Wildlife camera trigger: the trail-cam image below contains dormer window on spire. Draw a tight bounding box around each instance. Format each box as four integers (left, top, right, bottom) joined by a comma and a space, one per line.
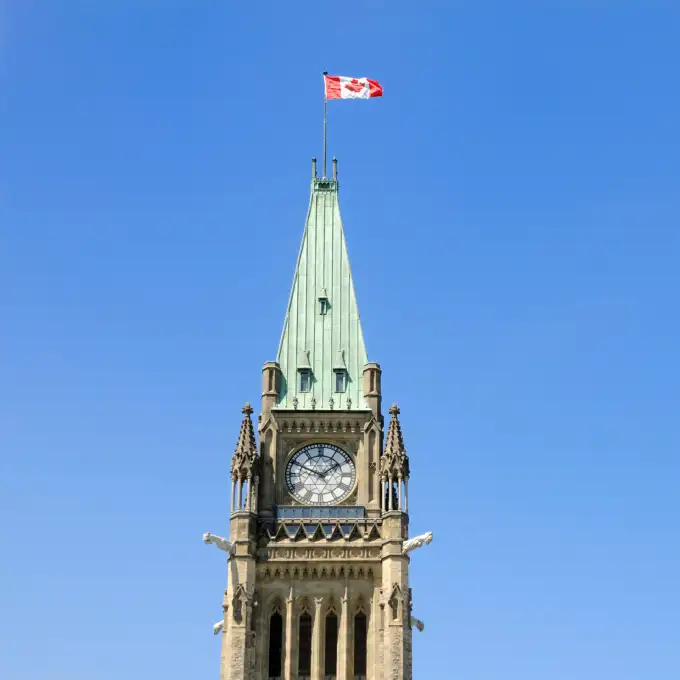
333, 350, 347, 393
334, 371, 346, 393
318, 288, 330, 315
297, 349, 312, 393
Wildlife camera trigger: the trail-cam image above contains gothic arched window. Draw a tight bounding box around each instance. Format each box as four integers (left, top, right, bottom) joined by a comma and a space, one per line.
298, 611, 313, 679
353, 611, 368, 678
268, 610, 283, 679
324, 611, 338, 678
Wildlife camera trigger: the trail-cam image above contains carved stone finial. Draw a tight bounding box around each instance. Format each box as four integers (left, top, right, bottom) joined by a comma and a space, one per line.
346, 396, 352, 410
231, 402, 259, 481
311, 397, 317, 410
381, 403, 409, 480
329, 397, 334, 410
293, 397, 299, 410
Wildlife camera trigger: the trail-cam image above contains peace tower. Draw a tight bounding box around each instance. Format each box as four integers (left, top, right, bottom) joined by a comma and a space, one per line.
204, 158, 432, 680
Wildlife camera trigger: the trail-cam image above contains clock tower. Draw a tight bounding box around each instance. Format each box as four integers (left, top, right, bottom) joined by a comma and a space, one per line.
208, 159, 429, 680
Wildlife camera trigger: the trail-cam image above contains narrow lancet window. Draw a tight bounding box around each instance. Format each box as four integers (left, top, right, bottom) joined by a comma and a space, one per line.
325, 612, 339, 678
299, 370, 311, 393
298, 612, 313, 679
268, 611, 283, 679
353, 612, 368, 679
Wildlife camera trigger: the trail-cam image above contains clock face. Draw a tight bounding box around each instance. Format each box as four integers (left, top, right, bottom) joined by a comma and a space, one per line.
285, 443, 356, 505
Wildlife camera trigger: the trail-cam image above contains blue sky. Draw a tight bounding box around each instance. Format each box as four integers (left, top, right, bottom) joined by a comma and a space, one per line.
1, 2, 679, 679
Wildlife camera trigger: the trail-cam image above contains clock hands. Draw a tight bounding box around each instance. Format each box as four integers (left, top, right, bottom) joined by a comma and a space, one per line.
296, 463, 323, 477
321, 461, 341, 477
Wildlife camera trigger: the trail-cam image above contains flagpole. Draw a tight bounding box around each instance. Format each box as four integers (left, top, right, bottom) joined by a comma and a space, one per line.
323, 71, 328, 178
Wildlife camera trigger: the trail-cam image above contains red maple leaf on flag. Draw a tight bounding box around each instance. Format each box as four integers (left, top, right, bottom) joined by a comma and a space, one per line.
343, 78, 365, 93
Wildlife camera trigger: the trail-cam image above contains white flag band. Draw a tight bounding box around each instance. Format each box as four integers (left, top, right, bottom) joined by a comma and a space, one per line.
324, 75, 384, 100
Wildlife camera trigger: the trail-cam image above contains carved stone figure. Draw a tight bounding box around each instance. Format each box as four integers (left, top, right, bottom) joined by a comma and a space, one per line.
213, 620, 224, 635
402, 531, 433, 555
203, 532, 236, 556
411, 616, 425, 632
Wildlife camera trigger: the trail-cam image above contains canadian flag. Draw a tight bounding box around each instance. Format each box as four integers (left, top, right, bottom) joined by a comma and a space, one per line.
324, 75, 384, 100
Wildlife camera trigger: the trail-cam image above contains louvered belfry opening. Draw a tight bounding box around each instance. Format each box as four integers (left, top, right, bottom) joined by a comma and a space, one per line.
324, 612, 339, 678
353, 611, 368, 679
267, 611, 283, 679
298, 612, 313, 679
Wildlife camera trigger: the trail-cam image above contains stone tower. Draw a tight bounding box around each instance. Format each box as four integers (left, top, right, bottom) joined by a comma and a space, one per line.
210, 160, 428, 680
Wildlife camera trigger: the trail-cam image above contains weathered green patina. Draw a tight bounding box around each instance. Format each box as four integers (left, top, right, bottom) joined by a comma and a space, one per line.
276, 176, 368, 410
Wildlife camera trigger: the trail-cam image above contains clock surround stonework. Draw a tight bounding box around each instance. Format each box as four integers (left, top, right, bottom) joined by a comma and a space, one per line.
215, 165, 418, 680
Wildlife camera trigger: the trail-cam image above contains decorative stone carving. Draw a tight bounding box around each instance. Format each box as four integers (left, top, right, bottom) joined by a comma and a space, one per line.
260, 564, 376, 581
203, 532, 236, 556
402, 531, 433, 555
232, 584, 249, 623
264, 545, 382, 561
388, 584, 403, 621
231, 403, 259, 482
278, 416, 364, 434
380, 404, 410, 480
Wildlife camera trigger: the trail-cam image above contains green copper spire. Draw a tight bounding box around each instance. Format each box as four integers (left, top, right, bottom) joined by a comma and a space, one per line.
276, 163, 368, 410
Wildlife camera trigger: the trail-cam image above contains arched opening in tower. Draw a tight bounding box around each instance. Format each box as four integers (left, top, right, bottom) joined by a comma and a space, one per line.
298, 612, 313, 679
268, 611, 283, 679
324, 612, 339, 678
353, 611, 368, 679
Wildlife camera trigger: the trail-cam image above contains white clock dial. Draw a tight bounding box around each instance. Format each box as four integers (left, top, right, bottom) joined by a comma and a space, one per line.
285, 443, 356, 506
